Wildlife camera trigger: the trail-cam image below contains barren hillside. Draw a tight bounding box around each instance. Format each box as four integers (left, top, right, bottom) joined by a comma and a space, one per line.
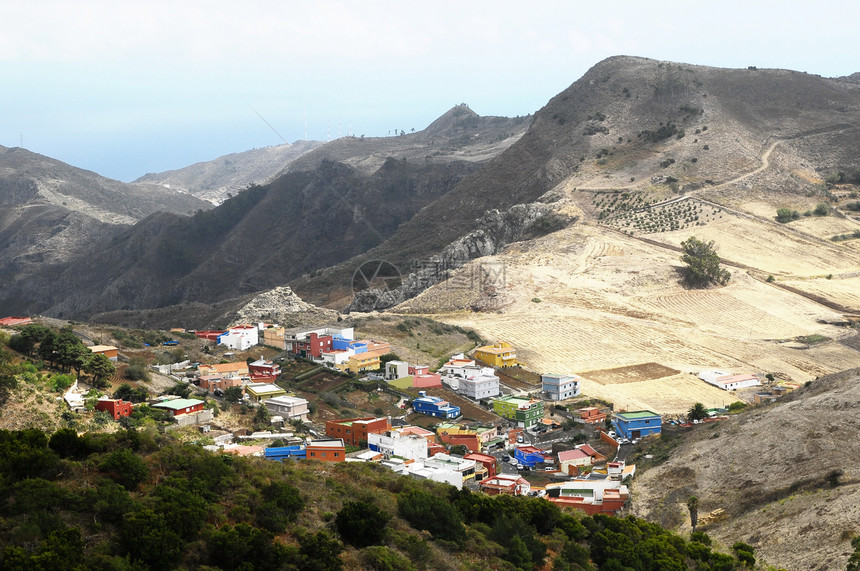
631, 368, 860, 571
395, 219, 860, 413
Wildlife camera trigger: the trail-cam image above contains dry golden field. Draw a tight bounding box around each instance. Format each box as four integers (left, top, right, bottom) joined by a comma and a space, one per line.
396, 213, 860, 414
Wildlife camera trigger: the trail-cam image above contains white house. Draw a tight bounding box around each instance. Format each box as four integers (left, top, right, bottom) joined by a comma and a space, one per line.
699, 370, 760, 391
219, 324, 259, 351
541, 373, 581, 401
439, 354, 500, 399
406, 453, 477, 490
263, 395, 309, 421
367, 426, 433, 460
458, 373, 500, 399
385, 360, 410, 380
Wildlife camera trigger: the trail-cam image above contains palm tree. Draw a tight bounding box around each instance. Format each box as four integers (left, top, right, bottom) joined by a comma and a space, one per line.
688, 402, 708, 422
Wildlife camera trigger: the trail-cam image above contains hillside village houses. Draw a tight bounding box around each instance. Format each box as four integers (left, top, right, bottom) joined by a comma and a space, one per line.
493, 395, 545, 428
474, 342, 518, 368
385, 361, 442, 388
541, 373, 581, 401
36, 313, 656, 511
218, 324, 259, 351
263, 395, 310, 422
438, 354, 500, 399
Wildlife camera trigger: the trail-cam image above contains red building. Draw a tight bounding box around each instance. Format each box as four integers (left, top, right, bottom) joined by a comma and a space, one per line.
464, 452, 497, 479
547, 490, 627, 515
325, 417, 390, 447
578, 407, 607, 424
195, 330, 226, 341
409, 365, 442, 388
95, 397, 134, 419
197, 375, 244, 393
248, 357, 282, 381
437, 431, 481, 453
292, 332, 333, 358
479, 474, 530, 496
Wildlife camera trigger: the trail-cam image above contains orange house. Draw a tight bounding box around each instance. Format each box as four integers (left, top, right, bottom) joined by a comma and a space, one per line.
305, 439, 346, 462
89, 345, 119, 362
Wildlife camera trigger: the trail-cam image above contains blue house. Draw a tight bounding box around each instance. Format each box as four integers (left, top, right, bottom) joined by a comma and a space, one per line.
612, 411, 662, 440
264, 445, 306, 461
514, 445, 553, 468
412, 392, 460, 419
332, 335, 367, 354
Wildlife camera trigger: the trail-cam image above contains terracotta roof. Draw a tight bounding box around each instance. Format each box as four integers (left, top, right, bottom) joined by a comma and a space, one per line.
558, 449, 590, 462
88, 345, 118, 353
202, 362, 249, 374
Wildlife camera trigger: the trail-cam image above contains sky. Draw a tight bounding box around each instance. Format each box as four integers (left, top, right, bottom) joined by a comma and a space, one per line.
2, 1, 858, 182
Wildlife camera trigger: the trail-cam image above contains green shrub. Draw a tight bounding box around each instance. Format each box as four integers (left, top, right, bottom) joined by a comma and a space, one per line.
776, 208, 800, 223
48, 373, 75, 392
335, 501, 391, 547
99, 448, 149, 490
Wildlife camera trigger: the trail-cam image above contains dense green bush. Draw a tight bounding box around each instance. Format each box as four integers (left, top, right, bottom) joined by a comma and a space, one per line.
776, 208, 801, 223
335, 501, 391, 547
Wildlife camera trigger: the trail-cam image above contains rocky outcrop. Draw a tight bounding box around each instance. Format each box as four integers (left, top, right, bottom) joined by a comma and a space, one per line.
346, 201, 575, 312
233, 286, 339, 325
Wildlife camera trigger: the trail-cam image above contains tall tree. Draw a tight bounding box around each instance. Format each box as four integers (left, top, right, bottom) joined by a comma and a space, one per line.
38, 330, 59, 367
680, 237, 731, 287
687, 495, 699, 533
85, 353, 115, 388
0, 349, 18, 405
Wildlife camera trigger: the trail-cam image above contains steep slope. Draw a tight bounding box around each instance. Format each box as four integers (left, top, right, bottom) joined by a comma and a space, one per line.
0, 146, 212, 301
133, 140, 324, 204
0, 107, 529, 319
632, 368, 860, 571
292, 55, 860, 308
1, 156, 480, 318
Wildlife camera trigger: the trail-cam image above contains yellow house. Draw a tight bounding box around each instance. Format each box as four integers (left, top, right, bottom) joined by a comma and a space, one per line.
337, 349, 387, 374
261, 326, 286, 350
474, 342, 517, 368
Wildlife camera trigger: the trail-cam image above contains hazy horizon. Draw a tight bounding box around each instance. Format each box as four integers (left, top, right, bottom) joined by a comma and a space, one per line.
3, 1, 858, 182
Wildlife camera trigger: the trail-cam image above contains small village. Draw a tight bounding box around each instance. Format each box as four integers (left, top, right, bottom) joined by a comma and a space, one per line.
0, 315, 802, 519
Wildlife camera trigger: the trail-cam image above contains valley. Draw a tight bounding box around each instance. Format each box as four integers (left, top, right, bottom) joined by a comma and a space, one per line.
2, 55, 860, 570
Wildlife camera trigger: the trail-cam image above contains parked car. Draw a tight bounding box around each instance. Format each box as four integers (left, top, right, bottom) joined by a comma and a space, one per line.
502, 454, 510, 462
516, 463, 524, 470
516, 434, 524, 443
544, 466, 555, 472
